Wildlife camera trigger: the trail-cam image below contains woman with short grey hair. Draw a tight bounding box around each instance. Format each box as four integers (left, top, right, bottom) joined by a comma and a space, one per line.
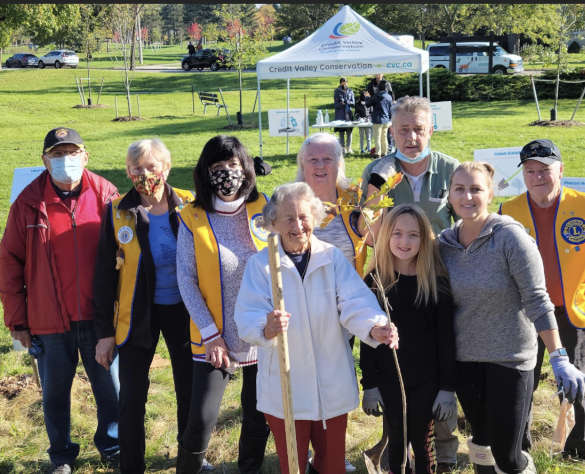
295, 133, 366, 278
235, 181, 398, 474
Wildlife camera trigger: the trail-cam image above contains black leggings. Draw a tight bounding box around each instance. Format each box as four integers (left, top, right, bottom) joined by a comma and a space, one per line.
181, 363, 269, 473
456, 362, 533, 473
378, 380, 437, 474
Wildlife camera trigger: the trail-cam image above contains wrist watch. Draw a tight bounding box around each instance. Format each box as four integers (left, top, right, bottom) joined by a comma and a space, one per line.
550, 347, 568, 358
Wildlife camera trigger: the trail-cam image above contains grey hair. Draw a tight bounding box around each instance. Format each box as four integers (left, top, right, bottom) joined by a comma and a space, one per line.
262, 182, 326, 230
295, 132, 351, 189
126, 138, 171, 169
390, 96, 432, 122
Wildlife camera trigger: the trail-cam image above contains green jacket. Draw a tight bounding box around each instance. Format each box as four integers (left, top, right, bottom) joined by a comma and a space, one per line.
360, 150, 459, 235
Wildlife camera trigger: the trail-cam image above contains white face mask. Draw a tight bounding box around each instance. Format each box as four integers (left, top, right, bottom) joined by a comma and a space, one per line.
49, 155, 84, 184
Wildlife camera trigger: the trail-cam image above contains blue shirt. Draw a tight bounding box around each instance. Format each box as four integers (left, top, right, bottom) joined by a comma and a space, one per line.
148, 212, 181, 305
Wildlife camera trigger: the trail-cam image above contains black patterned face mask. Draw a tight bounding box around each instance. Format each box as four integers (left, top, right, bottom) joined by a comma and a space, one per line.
209, 168, 244, 196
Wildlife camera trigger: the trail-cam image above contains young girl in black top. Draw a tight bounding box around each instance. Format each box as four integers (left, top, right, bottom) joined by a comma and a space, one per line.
360, 204, 456, 474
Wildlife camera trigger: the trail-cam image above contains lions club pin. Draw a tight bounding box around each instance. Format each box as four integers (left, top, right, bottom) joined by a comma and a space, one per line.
118, 225, 134, 244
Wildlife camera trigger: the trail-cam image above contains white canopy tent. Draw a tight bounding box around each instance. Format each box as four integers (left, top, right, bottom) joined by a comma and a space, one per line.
255, 5, 430, 156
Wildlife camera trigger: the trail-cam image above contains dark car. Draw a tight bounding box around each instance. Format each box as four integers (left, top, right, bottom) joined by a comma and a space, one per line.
5, 53, 39, 68
181, 48, 232, 72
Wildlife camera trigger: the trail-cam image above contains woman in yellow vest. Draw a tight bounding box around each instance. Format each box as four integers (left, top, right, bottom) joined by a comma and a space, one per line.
176, 135, 269, 473
93, 139, 199, 473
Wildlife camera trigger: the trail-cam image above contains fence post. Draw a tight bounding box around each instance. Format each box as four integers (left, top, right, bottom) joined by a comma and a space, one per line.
192, 85, 195, 114
136, 95, 141, 117
97, 78, 104, 105
115, 96, 119, 119
530, 76, 542, 121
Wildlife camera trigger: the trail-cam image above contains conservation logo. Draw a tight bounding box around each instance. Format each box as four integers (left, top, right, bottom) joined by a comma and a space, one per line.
329, 22, 360, 39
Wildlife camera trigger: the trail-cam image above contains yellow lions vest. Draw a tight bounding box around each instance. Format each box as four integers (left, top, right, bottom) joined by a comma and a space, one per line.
337, 187, 367, 277
179, 195, 268, 358
112, 188, 194, 346
500, 187, 585, 328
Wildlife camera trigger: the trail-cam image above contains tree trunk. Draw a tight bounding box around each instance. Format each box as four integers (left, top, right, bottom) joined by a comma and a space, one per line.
130, 13, 137, 70
137, 12, 143, 65
554, 41, 561, 117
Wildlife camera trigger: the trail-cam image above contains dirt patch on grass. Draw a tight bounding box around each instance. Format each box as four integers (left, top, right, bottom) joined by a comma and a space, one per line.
73, 104, 108, 109
151, 354, 171, 369
0, 374, 36, 399
112, 116, 144, 122
529, 120, 585, 127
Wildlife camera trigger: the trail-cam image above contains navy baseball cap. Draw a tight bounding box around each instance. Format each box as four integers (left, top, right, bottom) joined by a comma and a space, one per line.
43, 127, 85, 153
519, 139, 561, 167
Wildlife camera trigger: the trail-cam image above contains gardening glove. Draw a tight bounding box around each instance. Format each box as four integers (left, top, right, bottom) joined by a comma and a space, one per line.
432, 390, 457, 422
550, 355, 585, 403
362, 387, 384, 416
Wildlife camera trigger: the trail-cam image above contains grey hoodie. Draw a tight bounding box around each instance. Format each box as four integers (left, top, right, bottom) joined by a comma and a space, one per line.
438, 213, 557, 371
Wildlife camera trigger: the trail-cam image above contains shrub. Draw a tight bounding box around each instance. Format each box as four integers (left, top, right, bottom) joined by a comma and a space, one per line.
362, 68, 585, 102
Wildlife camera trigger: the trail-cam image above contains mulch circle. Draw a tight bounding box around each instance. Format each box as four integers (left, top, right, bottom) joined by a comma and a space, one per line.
529, 120, 585, 127
112, 116, 144, 122
0, 374, 36, 399
73, 104, 108, 109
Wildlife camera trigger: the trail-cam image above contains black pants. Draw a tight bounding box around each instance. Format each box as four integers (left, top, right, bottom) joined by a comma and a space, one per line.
181, 363, 269, 474
118, 303, 192, 474
457, 361, 532, 473
379, 380, 437, 474
524, 306, 585, 454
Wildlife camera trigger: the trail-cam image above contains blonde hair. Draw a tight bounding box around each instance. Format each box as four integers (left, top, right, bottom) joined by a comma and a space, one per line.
449, 161, 495, 190
365, 204, 446, 306
126, 138, 171, 169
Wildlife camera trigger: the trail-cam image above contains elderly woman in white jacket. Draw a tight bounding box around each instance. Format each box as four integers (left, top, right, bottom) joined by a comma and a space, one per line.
235, 182, 398, 474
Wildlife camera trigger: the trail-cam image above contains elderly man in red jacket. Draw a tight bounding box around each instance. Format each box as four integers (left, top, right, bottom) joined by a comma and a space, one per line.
0, 127, 120, 474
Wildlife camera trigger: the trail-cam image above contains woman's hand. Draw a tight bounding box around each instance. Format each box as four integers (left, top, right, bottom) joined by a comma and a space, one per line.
264, 310, 290, 339
370, 322, 399, 349
95, 337, 116, 370
205, 337, 231, 369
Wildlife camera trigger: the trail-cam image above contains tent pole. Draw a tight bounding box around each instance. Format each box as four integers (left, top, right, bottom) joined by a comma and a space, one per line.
257, 76, 263, 158
286, 78, 290, 155
427, 70, 430, 101
419, 73, 423, 97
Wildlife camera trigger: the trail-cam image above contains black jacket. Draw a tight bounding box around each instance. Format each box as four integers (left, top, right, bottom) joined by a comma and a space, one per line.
93, 183, 186, 348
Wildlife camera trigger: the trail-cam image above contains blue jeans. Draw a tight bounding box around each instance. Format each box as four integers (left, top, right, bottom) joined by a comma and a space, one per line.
32, 320, 119, 466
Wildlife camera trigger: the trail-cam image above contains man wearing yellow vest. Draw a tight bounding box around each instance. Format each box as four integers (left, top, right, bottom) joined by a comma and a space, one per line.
499, 139, 585, 459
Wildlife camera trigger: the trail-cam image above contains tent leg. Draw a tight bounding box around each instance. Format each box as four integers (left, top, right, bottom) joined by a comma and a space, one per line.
286, 79, 290, 155
257, 77, 263, 159
419, 73, 423, 97
427, 70, 431, 101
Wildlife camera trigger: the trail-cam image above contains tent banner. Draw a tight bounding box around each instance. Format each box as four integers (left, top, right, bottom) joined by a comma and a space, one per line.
431, 101, 452, 131
268, 109, 307, 137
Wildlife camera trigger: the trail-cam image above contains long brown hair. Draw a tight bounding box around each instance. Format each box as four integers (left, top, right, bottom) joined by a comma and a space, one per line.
365, 204, 446, 306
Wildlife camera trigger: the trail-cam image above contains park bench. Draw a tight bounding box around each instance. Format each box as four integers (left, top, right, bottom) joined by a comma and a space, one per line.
198, 90, 229, 117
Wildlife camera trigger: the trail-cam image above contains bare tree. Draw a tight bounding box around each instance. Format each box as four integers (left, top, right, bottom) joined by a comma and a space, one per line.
111, 4, 143, 118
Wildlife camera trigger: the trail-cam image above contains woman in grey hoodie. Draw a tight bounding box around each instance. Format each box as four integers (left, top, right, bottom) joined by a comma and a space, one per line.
438, 161, 585, 474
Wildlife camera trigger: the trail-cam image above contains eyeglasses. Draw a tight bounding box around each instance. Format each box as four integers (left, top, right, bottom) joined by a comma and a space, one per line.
46, 148, 84, 158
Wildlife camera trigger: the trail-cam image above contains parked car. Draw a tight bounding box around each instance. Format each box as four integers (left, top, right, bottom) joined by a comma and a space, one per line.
38, 50, 79, 69
181, 48, 231, 71
427, 42, 523, 74
5, 53, 39, 68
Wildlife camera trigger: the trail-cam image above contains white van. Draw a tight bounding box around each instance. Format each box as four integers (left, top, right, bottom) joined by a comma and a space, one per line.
427, 42, 523, 74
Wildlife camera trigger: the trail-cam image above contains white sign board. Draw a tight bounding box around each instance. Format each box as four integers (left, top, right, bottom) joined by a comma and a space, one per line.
431, 101, 452, 131
268, 108, 307, 137
563, 177, 585, 193
474, 147, 525, 197
10, 167, 45, 204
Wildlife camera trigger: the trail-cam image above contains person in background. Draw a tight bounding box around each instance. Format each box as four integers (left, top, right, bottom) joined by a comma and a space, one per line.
361, 204, 456, 474
176, 135, 270, 474
334, 77, 355, 155
367, 73, 395, 101
235, 182, 398, 474
439, 161, 585, 474
93, 139, 199, 474
358, 96, 460, 472
188, 41, 196, 56
500, 139, 585, 459
0, 127, 120, 474
364, 80, 393, 159
355, 90, 373, 155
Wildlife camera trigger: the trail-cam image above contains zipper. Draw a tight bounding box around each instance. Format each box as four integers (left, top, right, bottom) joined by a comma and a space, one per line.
71, 199, 83, 321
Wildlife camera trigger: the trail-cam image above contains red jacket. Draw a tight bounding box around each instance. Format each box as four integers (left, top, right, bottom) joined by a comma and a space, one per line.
0, 169, 118, 334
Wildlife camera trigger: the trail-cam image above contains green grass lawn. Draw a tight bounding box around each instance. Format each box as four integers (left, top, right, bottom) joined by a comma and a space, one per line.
1, 65, 585, 473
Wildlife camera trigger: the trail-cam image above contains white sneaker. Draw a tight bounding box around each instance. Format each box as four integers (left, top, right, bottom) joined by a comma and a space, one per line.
202, 458, 215, 471
345, 458, 357, 472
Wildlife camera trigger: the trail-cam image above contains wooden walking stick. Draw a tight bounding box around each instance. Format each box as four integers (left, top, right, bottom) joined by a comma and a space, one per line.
267, 233, 300, 474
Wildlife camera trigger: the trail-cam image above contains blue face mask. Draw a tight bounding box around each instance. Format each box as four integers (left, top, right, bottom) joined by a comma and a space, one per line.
49, 155, 84, 184
395, 146, 431, 164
